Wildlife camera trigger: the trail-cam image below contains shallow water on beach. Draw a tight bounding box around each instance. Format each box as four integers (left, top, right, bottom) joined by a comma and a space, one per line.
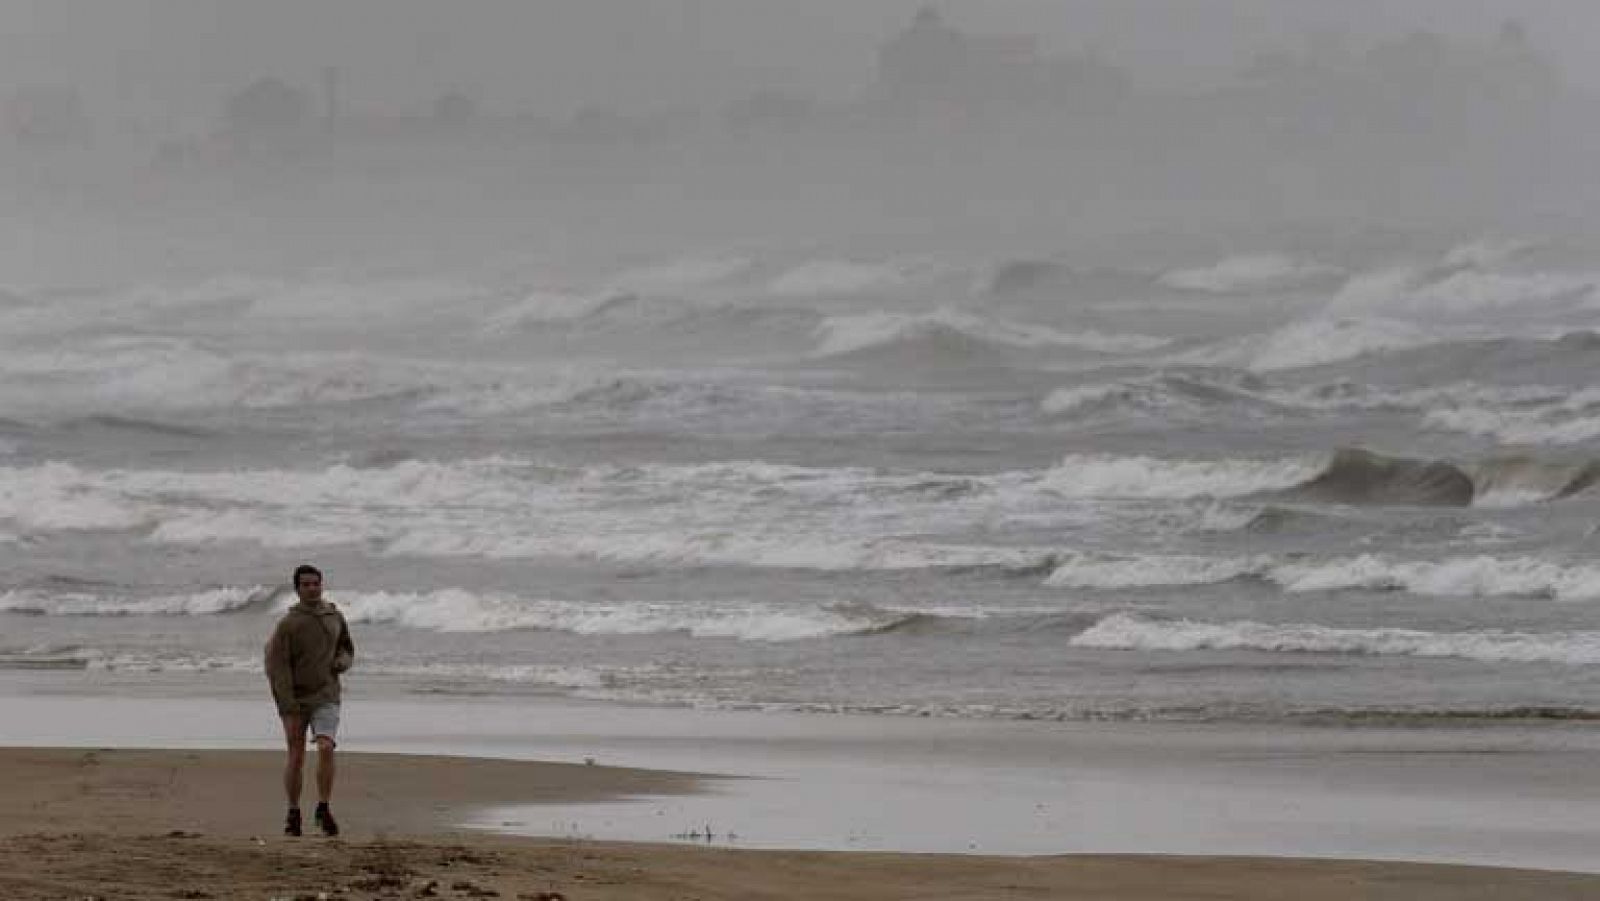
6, 683, 1600, 871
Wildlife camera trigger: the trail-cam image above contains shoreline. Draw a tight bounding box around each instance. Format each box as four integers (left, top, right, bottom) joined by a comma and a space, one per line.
3, 747, 1600, 901
5, 683, 1600, 871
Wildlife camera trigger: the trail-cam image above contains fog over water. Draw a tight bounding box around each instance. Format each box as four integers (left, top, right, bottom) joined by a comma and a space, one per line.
4, 2, 1600, 727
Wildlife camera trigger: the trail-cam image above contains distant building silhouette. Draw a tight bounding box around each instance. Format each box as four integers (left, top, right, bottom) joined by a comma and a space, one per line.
1357, 22, 1560, 110
877, 7, 975, 100
225, 77, 313, 141
1236, 19, 1560, 114
875, 7, 1124, 111
1489, 19, 1558, 97
432, 90, 479, 128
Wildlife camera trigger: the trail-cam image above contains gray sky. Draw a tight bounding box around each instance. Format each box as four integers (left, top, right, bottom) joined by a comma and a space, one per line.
6, 1, 1599, 123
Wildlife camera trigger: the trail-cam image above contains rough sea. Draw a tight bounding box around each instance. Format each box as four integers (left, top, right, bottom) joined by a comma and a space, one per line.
5, 230, 1600, 726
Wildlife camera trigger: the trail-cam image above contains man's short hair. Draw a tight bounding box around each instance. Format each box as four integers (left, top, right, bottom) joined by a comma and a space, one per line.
293, 564, 323, 587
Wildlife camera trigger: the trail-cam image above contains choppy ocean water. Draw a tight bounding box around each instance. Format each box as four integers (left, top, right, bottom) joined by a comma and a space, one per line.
5, 235, 1600, 724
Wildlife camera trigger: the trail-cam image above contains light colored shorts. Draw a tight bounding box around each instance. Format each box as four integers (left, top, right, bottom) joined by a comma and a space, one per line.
307, 703, 340, 745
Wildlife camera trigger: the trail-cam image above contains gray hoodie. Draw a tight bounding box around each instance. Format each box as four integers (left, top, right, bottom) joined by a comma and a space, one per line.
264, 600, 355, 716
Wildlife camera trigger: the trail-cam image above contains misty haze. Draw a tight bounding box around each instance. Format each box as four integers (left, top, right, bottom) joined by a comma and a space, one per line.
5, 0, 1600, 884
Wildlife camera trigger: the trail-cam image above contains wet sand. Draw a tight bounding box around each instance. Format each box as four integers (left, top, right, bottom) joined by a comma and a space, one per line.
0, 747, 701, 838
3, 747, 1599, 900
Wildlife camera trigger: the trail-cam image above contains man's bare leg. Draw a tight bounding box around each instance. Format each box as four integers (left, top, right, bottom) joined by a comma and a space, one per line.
312, 734, 341, 836
281, 714, 307, 808
314, 735, 335, 803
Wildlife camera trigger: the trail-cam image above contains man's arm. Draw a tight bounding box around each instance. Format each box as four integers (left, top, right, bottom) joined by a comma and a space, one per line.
332, 614, 355, 675
264, 621, 298, 715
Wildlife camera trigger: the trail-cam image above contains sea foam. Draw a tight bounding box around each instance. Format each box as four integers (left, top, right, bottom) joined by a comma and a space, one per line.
1072, 612, 1600, 666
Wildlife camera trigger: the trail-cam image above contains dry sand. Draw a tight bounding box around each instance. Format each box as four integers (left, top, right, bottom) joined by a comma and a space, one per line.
3, 747, 1598, 900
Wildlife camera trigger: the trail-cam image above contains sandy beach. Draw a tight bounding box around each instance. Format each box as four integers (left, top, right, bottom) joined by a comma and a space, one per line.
2, 746, 1599, 901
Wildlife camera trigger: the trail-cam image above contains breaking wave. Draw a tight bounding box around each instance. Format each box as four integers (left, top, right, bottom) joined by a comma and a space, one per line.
1041, 371, 1600, 449
1045, 553, 1270, 588
0, 585, 976, 643
0, 457, 1073, 570
4, 447, 1594, 572
1245, 316, 1448, 371
1039, 453, 1327, 499
1042, 448, 1600, 508
0, 339, 462, 413
1072, 613, 1600, 666
1325, 264, 1597, 320
1464, 455, 1600, 506
1271, 554, 1600, 599
1, 339, 870, 420
1158, 245, 1600, 373
813, 307, 1167, 362
1040, 370, 1285, 420
1290, 448, 1475, 506
0, 585, 278, 616
1426, 387, 1600, 447
337, 592, 948, 641
1047, 553, 1600, 601
1158, 254, 1343, 294
477, 289, 636, 333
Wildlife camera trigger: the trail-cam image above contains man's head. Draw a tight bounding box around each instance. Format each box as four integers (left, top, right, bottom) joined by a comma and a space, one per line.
293, 564, 324, 603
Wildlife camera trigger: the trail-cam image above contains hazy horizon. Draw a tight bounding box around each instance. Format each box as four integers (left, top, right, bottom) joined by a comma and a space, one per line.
7, 0, 1600, 122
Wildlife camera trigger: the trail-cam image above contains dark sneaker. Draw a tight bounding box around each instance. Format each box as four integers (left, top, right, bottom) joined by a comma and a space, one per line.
314, 803, 339, 837
284, 808, 302, 837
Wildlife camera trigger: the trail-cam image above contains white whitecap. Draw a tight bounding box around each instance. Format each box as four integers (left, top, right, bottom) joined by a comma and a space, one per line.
1072, 613, 1600, 666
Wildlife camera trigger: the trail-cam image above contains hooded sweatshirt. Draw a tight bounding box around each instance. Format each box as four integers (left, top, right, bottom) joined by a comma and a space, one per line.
265, 600, 355, 716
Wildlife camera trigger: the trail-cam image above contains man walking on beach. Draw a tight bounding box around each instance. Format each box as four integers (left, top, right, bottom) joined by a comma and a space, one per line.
265, 563, 355, 837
